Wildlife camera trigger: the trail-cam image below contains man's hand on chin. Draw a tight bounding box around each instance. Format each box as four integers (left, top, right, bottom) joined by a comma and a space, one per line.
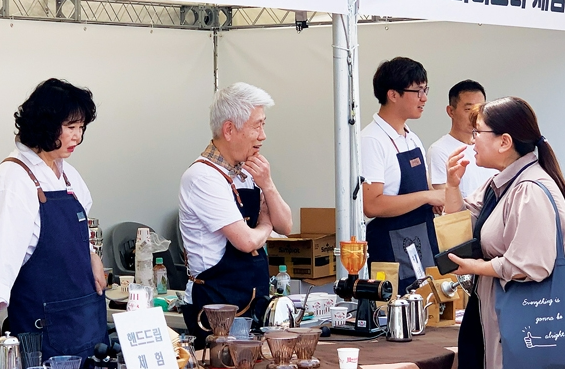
243, 154, 273, 189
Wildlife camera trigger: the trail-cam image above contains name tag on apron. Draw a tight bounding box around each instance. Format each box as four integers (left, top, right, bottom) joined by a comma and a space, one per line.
409, 158, 422, 168
77, 211, 86, 222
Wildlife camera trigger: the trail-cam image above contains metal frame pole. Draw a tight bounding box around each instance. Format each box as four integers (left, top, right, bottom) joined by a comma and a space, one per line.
332, 12, 351, 282
0, 0, 9, 17
212, 28, 219, 92
333, 1, 365, 282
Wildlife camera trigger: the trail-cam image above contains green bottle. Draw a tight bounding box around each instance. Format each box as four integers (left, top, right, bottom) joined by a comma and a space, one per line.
153, 257, 168, 294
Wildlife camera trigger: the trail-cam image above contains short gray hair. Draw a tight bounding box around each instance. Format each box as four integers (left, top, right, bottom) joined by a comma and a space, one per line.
210, 82, 274, 138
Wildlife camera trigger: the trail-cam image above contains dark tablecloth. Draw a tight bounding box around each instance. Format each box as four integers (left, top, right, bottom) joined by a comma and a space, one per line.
313, 326, 459, 369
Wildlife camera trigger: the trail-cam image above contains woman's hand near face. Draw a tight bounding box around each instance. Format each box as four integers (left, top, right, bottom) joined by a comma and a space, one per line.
446, 146, 470, 188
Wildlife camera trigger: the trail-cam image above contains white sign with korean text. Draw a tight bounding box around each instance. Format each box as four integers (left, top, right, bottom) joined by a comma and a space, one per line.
359, 0, 565, 32
113, 307, 177, 369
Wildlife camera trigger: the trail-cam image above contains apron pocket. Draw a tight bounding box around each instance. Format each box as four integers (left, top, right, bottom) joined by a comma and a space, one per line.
43, 292, 106, 355
389, 222, 435, 280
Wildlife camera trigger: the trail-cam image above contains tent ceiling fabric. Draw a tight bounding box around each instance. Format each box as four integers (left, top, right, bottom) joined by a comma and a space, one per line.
359, 0, 565, 32
176, 0, 349, 14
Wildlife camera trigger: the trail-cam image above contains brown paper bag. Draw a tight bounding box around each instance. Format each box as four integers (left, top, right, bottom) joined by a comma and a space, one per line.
433, 210, 473, 252
371, 262, 400, 302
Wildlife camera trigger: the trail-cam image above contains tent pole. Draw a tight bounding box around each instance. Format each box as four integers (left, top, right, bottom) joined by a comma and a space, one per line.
333, 1, 365, 283
213, 28, 219, 92
346, 1, 367, 279
332, 12, 351, 282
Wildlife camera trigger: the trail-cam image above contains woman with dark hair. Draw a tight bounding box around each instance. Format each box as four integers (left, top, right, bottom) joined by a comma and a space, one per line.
0, 78, 108, 360
445, 96, 565, 369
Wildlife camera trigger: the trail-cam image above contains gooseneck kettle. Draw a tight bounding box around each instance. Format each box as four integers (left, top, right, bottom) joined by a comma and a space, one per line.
0, 332, 22, 369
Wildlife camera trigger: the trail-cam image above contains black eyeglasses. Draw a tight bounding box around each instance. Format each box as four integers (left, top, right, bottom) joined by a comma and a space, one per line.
402, 86, 430, 98
472, 129, 495, 139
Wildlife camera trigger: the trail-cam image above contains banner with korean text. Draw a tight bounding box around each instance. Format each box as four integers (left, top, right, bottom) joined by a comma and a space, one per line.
359, 0, 565, 31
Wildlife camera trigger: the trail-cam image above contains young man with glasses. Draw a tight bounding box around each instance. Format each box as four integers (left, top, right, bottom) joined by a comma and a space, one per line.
427, 80, 497, 198
361, 57, 444, 295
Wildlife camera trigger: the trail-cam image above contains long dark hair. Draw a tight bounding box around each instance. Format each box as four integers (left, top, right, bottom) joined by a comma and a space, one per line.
470, 96, 565, 197
15, 78, 96, 152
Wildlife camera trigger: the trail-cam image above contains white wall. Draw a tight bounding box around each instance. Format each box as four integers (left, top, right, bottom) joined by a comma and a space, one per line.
0, 19, 213, 245
1, 19, 565, 247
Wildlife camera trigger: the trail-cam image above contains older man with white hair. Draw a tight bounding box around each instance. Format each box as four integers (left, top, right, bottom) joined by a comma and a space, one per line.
179, 82, 292, 348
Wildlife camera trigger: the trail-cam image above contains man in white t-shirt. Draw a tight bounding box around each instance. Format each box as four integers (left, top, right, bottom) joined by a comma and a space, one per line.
178, 82, 292, 348
361, 57, 445, 294
427, 80, 497, 198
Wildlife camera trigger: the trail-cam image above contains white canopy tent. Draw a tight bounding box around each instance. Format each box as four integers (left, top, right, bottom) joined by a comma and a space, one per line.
2, 0, 560, 282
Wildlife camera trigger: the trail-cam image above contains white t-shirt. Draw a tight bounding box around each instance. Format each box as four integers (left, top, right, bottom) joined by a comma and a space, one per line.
0, 141, 92, 309
178, 157, 256, 303
427, 134, 497, 198
361, 113, 428, 196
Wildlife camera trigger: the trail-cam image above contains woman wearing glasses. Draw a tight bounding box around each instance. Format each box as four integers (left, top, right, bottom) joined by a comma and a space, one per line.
445, 97, 565, 369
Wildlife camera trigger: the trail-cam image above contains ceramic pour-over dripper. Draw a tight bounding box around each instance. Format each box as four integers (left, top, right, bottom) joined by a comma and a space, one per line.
219, 340, 262, 369
198, 304, 239, 336
286, 328, 322, 369
262, 331, 299, 369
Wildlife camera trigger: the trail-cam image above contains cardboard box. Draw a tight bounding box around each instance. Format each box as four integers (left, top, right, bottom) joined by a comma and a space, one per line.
267, 208, 336, 279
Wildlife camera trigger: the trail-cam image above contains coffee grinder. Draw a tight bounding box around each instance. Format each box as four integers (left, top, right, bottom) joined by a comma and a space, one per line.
332, 236, 393, 336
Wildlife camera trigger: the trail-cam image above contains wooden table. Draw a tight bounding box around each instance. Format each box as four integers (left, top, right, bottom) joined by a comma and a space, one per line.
312, 326, 459, 369
197, 326, 459, 369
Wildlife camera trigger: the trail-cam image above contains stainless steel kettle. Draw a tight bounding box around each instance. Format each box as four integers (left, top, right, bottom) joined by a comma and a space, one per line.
385, 295, 412, 342
0, 332, 22, 369
402, 290, 433, 336
251, 288, 312, 329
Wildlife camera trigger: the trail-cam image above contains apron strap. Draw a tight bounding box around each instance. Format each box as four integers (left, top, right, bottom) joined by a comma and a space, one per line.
184, 159, 250, 281
1, 157, 47, 203
62, 172, 78, 200
193, 159, 244, 208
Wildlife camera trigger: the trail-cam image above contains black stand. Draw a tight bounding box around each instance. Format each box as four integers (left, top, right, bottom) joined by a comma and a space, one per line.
329, 299, 385, 337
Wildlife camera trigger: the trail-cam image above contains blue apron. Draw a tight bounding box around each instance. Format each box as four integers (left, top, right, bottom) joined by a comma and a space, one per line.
5, 158, 108, 362
181, 160, 269, 350
366, 141, 439, 295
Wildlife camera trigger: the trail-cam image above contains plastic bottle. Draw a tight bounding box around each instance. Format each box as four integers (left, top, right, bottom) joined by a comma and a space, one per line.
153, 257, 168, 295
276, 265, 291, 296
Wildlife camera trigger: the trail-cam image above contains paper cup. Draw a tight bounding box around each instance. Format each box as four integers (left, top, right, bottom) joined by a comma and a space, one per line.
337, 348, 359, 369
305, 297, 324, 317
119, 275, 134, 292
103, 268, 113, 289
330, 306, 349, 327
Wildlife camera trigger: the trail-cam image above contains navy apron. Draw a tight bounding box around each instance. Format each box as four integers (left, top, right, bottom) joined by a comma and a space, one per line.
366, 138, 439, 295
181, 160, 269, 350
5, 158, 108, 362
